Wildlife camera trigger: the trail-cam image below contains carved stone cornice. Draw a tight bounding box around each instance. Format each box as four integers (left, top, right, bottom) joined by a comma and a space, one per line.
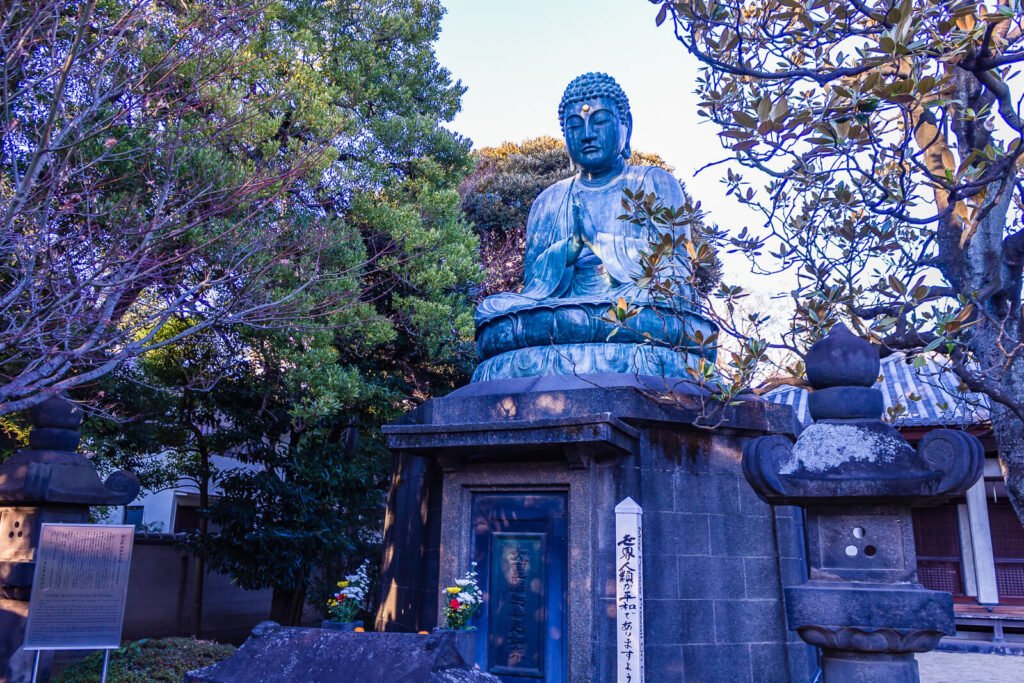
796, 625, 945, 654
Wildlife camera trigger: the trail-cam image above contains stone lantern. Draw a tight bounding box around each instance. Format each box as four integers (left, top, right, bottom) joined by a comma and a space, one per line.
0, 396, 140, 682
743, 324, 984, 683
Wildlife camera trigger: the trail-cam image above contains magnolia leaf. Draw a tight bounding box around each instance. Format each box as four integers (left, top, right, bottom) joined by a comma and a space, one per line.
956, 14, 976, 32
757, 97, 771, 121
655, 3, 668, 26
732, 110, 757, 128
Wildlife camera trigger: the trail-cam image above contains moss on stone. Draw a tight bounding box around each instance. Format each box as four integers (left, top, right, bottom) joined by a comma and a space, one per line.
52, 637, 236, 683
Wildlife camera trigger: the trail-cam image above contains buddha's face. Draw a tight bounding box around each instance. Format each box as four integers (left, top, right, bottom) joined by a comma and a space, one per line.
563, 96, 629, 175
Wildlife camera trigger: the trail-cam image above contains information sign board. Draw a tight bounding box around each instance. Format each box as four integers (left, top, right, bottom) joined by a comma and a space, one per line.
24, 524, 135, 650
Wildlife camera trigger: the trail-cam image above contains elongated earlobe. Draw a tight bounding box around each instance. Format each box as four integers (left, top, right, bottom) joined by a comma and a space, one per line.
623, 115, 634, 159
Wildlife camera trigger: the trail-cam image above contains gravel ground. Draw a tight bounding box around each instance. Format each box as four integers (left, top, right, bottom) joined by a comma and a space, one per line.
918, 651, 1024, 683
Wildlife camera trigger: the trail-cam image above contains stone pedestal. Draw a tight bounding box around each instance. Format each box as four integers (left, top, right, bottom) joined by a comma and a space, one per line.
376, 373, 816, 683
0, 397, 139, 683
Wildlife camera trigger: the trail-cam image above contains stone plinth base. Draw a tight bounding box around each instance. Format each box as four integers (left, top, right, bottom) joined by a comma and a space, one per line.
377, 374, 816, 683
821, 651, 919, 683
0, 599, 48, 683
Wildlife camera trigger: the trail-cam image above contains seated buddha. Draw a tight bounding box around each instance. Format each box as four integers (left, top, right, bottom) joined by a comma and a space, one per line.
473, 72, 716, 382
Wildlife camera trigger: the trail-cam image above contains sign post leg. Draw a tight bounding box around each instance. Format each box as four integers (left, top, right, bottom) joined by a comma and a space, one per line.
101, 650, 111, 683
30, 651, 40, 683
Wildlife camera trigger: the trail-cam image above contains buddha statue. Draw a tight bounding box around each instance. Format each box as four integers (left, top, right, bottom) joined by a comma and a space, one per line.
473, 72, 716, 382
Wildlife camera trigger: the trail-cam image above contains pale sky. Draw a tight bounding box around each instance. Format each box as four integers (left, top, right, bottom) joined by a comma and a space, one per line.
435, 0, 769, 289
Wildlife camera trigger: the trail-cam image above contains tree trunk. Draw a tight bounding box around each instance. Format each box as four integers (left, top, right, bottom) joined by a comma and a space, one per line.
965, 304, 1024, 523
992, 357, 1024, 523
269, 584, 308, 626
191, 422, 212, 637
938, 94, 1024, 522
191, 553, 205, 637
192, 503, 208, 635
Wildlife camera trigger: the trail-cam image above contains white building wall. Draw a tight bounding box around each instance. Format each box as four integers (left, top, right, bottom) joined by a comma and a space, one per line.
103, 453, 263, 531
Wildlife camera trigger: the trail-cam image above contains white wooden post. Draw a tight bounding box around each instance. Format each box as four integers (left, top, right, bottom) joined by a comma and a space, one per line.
965, 479, 999, 605
615, 497, 644, 683
956, 503, 978, 597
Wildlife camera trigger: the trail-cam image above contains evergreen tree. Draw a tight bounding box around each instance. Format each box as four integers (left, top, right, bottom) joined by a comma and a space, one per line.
83, 0, 480, 627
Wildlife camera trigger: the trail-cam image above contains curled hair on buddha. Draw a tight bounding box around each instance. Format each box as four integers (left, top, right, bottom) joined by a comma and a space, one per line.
558, 72, 631, 126
558, 72, 632, 158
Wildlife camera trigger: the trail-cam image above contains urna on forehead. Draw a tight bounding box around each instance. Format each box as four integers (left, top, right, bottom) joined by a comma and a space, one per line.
558, 72, 631, 131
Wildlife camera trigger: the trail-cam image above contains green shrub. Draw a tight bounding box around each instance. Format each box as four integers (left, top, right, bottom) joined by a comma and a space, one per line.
53, 638, 236, 683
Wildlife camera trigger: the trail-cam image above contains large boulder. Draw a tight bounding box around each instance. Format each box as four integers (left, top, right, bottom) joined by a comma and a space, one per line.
185, 622, 499, 683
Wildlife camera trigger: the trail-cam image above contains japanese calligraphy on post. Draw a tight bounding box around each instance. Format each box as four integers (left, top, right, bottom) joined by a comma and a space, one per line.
615, 497, 644, 683
24, 524, 135, 650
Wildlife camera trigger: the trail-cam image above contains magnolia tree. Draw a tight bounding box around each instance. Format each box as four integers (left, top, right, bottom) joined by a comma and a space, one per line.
646, 0, 1024, 519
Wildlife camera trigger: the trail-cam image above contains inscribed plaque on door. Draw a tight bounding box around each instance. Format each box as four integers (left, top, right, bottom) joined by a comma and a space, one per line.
488, 532, 546, 677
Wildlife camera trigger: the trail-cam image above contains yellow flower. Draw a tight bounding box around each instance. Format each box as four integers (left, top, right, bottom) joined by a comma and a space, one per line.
446, 586, 462, 594
337, 580, 350, 588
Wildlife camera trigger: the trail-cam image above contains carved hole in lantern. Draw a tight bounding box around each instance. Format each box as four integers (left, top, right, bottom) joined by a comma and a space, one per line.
844, 545, 858, 557
864, 545, 877, 557
852, 526, 865, 539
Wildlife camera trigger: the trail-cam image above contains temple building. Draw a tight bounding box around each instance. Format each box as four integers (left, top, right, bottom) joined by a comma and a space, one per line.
767, 354, 1024, 647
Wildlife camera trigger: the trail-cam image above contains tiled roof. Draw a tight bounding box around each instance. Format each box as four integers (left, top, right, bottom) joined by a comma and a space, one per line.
765, 354, 991, 428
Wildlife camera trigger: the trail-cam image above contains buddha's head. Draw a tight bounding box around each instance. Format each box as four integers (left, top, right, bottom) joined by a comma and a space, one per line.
559, 72, 632, 176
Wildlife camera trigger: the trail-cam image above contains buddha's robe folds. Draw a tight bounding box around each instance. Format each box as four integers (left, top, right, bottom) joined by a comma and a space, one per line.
476, 165, 692, 324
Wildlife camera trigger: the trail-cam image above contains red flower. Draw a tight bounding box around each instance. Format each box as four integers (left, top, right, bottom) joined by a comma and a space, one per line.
449, 598, 460, 610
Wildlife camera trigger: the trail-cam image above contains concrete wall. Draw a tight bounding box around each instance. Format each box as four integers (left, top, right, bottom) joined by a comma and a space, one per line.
125, 534, 318, 643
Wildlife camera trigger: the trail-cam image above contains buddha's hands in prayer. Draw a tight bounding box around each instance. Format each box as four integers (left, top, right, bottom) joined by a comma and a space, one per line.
568, 193, 598, 265
568, 196, 585, 264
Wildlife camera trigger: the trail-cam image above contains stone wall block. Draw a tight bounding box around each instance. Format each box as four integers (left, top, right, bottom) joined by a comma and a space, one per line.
648, 511, 711, 557
679, 555, 744, 600
743, 556, 783, 600
641, 467, 677, 512
774, 512, 805, 560
644, 554, 679, 601
644, 599, 689, 646
675, 472, 740, 516
749, 642, 789, 682
709, 513, 774, 558
714, 599, 785, 644
738, 475, 773, 516
676, 599, 716, 645
645, 644, 685, 682
683, 644, 753, 683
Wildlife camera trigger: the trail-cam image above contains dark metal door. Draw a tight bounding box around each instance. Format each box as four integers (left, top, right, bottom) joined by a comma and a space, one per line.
472, 493, 567, 683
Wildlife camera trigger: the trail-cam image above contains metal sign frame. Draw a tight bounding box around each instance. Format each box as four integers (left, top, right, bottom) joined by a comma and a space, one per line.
23, 523, 135, 683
